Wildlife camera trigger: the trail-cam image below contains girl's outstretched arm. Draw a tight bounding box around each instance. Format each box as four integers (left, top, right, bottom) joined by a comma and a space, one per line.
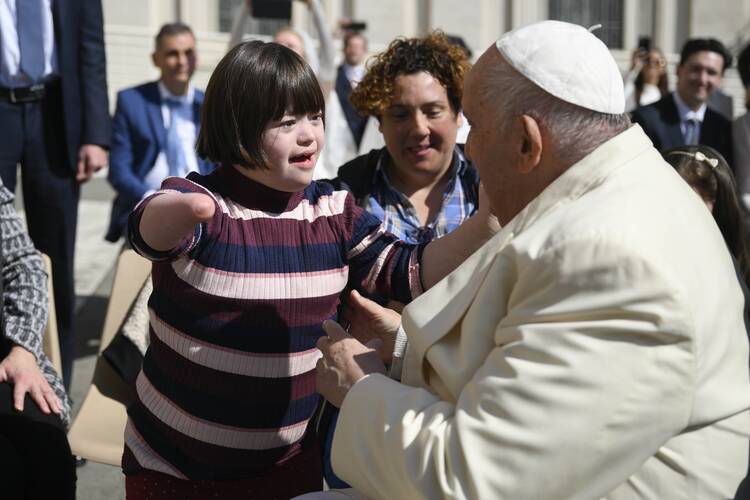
420, 183, 500, 289
138, 192, 215, 252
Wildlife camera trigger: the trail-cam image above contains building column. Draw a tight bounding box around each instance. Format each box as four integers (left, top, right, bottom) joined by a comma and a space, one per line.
322, 0, 345, 27
479, 0, 504, 50
509, 0, 547, 30
622, 0, 639, 51
401, 0, 419, 38
654, 0, 677, 54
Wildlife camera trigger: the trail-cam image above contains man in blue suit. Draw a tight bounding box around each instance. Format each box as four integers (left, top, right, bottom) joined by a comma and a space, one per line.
106, 22, 214, 243
632, 38, 734, 169
0, 0, 111, 389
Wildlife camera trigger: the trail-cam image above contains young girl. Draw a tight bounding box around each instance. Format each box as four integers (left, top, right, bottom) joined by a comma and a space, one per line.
123, 40, 493, 499
663, 145, 750, 290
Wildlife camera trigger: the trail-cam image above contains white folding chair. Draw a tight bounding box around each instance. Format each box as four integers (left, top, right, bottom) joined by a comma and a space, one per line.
67, 249, 150, 465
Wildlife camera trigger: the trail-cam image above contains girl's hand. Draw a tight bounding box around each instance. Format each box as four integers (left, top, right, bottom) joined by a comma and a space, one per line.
0, 346, 61, 415
477, 182, 501, 234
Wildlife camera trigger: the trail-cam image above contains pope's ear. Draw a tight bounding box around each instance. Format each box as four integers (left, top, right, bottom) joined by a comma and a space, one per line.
518, 114, 542, 174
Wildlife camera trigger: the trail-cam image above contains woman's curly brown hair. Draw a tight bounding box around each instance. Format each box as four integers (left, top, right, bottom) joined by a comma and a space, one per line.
351, 31, 470, 118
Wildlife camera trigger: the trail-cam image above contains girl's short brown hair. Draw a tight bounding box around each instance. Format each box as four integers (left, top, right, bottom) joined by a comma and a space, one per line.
351, 31, 470, 119
197, 40, 325, 170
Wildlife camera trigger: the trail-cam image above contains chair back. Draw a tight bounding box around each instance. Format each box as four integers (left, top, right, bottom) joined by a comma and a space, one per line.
40, 253, 63, 376
67, 249, 150, 465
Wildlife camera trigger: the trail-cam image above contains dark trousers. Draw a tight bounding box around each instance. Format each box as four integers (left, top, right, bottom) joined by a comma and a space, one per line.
0, 86, 79, 388
0, 382, 76, 499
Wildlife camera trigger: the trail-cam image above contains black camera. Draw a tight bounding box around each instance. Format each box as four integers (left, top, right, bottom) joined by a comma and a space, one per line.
638, 36, 652, 54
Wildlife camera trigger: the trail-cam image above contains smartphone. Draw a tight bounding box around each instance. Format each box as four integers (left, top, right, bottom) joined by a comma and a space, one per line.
252, 0, 292, 20
638, 36, 651, 54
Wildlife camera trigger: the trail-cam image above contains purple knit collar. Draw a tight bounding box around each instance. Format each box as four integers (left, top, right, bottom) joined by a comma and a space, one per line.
217, 165, 305, 213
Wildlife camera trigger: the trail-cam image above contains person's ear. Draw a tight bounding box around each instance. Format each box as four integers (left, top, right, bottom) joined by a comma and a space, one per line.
151, 52, 158, 68
518, 114, 542, 173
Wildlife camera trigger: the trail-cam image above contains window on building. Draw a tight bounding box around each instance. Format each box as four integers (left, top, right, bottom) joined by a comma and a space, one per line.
548, 0, 624, 49
219, 0, 244, 32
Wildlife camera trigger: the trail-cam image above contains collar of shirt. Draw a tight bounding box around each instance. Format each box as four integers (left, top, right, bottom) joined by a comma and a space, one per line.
343, 63, 365, 86
364, 147, 476, 244
158, 81, 195, 129
158, 81, 195, 106
673, 91, 707, 124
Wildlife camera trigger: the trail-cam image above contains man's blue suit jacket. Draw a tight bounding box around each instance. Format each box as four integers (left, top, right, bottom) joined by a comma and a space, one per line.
106, 81, 214, 242
631, 93, 734, 170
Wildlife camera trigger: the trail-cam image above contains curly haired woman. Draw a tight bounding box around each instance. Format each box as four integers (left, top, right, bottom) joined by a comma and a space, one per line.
320, 31, 481, 489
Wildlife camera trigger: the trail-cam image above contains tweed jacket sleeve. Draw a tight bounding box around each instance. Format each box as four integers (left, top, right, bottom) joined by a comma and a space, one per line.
0, 186, 71, 426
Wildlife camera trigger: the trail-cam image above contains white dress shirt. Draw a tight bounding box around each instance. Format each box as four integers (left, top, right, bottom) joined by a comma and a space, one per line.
342, 63, 365, 88
0, 0, 57, 87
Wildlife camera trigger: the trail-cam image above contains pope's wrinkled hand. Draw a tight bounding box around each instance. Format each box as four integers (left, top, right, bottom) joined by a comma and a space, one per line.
315, 319, 386, 408
341, 290, 401, 364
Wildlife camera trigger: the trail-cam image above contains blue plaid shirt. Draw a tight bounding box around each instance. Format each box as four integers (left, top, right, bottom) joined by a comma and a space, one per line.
361, 147, 478, 244
321, 146, 479, 490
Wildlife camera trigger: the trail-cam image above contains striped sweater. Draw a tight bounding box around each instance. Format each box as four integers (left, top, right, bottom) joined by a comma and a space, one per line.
123, 165, 423, 480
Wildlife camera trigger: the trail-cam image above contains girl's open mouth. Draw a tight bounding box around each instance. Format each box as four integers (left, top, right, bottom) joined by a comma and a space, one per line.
290, 153, 315, 167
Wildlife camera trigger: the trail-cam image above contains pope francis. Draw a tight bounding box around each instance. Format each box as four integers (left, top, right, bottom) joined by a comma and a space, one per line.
306, 21, 750, 500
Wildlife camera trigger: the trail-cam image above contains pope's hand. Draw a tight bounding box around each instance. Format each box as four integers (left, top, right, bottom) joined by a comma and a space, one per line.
342, 290, 401, 364
315, 320, 386, 408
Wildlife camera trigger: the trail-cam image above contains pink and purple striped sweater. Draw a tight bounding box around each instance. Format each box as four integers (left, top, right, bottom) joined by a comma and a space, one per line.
123, 165, 424, 480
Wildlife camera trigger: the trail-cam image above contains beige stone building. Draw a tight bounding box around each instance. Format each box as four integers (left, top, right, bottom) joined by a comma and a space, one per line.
102, 0, 750, 115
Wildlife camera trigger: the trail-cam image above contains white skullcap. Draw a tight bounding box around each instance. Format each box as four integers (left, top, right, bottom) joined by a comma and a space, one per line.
495, 20, 625, 114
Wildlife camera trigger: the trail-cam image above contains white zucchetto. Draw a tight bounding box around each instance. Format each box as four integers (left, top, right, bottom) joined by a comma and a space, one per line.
495, 20, 625, 114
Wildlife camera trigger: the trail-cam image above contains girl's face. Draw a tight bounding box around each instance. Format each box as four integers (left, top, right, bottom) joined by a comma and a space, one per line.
243, 111, 325, 192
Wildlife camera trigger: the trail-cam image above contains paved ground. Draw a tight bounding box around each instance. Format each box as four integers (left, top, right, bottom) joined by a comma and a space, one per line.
17, 173, 127, 499
71, 176, 126, 500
